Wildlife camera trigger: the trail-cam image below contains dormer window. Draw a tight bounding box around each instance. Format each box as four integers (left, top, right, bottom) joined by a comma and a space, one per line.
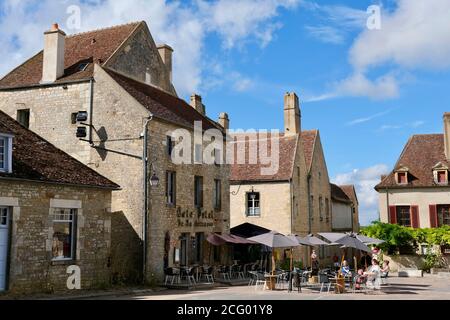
0, 134, 13, 173
435, 170, 448, 185
396, 172, 408, 185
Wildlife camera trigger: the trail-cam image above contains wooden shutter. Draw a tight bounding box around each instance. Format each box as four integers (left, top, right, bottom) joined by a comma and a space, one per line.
389, 206, 397, 224
411, 205, 419, 228
429, 205, 438, 228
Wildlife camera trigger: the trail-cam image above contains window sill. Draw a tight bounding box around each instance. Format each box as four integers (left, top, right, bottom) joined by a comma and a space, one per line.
166, 203, 176, 208
51, 259, 76, 266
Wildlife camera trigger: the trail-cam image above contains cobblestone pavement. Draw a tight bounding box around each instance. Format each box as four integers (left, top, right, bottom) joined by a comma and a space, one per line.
87, 274, 450, 300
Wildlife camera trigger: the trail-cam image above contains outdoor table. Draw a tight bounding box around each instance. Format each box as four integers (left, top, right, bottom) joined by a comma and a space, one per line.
264, 275, 278, 290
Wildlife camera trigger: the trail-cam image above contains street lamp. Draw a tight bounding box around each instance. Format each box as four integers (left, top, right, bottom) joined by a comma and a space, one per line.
150, 171, 160, 187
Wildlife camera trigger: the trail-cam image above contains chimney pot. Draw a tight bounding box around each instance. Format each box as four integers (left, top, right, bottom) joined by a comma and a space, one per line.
218, 112, 229, 130
41, 23, 66, 83
284, 92, 301, 135
443, 113, 450, 159
157, 44, 174, 84
190, 94, 205, 115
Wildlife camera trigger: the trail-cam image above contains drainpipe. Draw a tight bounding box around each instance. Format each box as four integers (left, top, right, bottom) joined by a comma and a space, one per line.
289, 178, 294, 234
307, 174, 312, 234
142, 114, 153, 283
88, 78, 94, 145
385, 187, 390, 222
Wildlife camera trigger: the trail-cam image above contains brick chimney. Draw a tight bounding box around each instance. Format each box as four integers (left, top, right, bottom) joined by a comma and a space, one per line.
218, 112, 229, 130
190, 94, 205, 115
444, 113, 450, 159
284, 92, 301, 135
41, 23, 66, 83
157, 44, 173, 83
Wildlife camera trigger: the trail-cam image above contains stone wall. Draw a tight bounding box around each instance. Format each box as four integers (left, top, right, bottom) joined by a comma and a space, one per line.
106, 24, 175, 95
0, 180, 112, 294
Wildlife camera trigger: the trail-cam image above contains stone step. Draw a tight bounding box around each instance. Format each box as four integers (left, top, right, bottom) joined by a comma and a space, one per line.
398, 269, 423, 277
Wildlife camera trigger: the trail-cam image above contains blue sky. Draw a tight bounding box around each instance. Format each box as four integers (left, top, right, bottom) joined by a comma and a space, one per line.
1, 0, 450, 225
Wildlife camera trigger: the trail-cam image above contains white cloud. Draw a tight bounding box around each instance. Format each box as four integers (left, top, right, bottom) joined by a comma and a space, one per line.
308, 0, 450, 101
305, 25, 345, 44
378, 120, 425, 131
346, 110, 390, 126
0, 0, 298, 96
333, 164, 390, 226
350, 0, 450, 72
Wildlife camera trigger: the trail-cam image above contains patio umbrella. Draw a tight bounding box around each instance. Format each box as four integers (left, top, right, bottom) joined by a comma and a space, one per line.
248, 231, 299, 275
354, 233, 385, 245
319, 233, 371, 275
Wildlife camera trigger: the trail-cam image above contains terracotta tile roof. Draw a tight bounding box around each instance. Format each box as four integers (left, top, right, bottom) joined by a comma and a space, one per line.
301, 130, 318, 172
0, 110, 119, 189
375, 134, 449, 190
230, 133, 299, 182
105, 68, 222, 131
330, 183, 352, 203
0, 22, 141, 89
340, 185, 358, 204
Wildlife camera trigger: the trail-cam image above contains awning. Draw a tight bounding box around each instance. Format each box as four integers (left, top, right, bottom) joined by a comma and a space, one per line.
206, 233, 256, 246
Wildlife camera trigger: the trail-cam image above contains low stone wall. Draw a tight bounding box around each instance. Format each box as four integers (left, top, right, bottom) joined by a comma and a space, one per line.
384, 254, 450, 272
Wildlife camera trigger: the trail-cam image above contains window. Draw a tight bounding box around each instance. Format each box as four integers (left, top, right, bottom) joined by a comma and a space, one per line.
194, 176, 203, 208
325, 198, 330, 221
396, 206, 411, 227
194, 233, 204, 264
71, 113, 78, 124
436, 171, 448, 184
0, 138, 6, 171
247, 192, 260, 216
0, 136, 12, 173
437, 205, 450, 226
166, 171, 176, 205
319, 196, 324, 221
166, 136, 175, 157
78, 63, 89, 71
194, 144, 203, 164
213, 148, 222, 165
17, 109, 30, 129
0, 207, 8, 226
52, 208, 76, 260
214, 179, 221, 209
397, 172, 407, 184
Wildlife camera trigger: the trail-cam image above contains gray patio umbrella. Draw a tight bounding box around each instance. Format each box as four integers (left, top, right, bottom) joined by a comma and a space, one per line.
300, 234, 329, 246
354, 233, 385, 245
287, 234, 312, 246
248, 231, 299, 274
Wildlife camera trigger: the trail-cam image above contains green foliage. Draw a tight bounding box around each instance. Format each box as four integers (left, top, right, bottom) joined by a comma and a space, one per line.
422, 252, 446, 272
361, 222, 450, 254
279, 259, 303, 271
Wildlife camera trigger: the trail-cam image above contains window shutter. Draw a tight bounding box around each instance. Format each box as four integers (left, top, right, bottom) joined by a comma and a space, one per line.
429, 205, 438, 228
411, 206, 419, 228
389, 206, 397, 224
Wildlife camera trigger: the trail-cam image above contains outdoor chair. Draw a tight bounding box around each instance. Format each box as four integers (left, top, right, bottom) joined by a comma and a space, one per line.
181, 267, 197, 286
164, 268, 177, 285
276, 272, 289, 290
352, 274, 369, 294
254, 272, 267, 290
218, 265, 231, 281
202, 266, 214, 284
319, 272, 333, 294
248, 271, 258, 286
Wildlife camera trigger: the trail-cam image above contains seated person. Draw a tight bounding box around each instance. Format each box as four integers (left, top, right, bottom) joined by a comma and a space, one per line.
381, 260, 390, 277
364, 259, 381, 290
340, 260, 352, 277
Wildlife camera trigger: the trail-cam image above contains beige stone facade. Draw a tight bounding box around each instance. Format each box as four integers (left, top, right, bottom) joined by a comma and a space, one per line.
0, 22, 230, 283
0, 180, 112, 294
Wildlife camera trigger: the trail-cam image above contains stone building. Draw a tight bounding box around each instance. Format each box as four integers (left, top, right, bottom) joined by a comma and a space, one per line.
0, 21, 230, 283
0, 111, 118, 294
330, 184, 359, 232
229, 93, 336, 264
375, 113, 450, 228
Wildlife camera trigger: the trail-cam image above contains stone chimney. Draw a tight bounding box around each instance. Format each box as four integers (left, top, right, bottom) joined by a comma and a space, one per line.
41, 23, 66, 83
218, 113, 229, 130
284, 92, 301, 135
444, 113, 450, 159
190, 94, 205, 115
157, 44, 173, 83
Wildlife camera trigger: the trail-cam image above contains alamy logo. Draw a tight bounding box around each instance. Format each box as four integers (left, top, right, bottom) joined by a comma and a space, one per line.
166, 121, 280, 176
367, 5, 381, 30
66, 265, 81, 290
